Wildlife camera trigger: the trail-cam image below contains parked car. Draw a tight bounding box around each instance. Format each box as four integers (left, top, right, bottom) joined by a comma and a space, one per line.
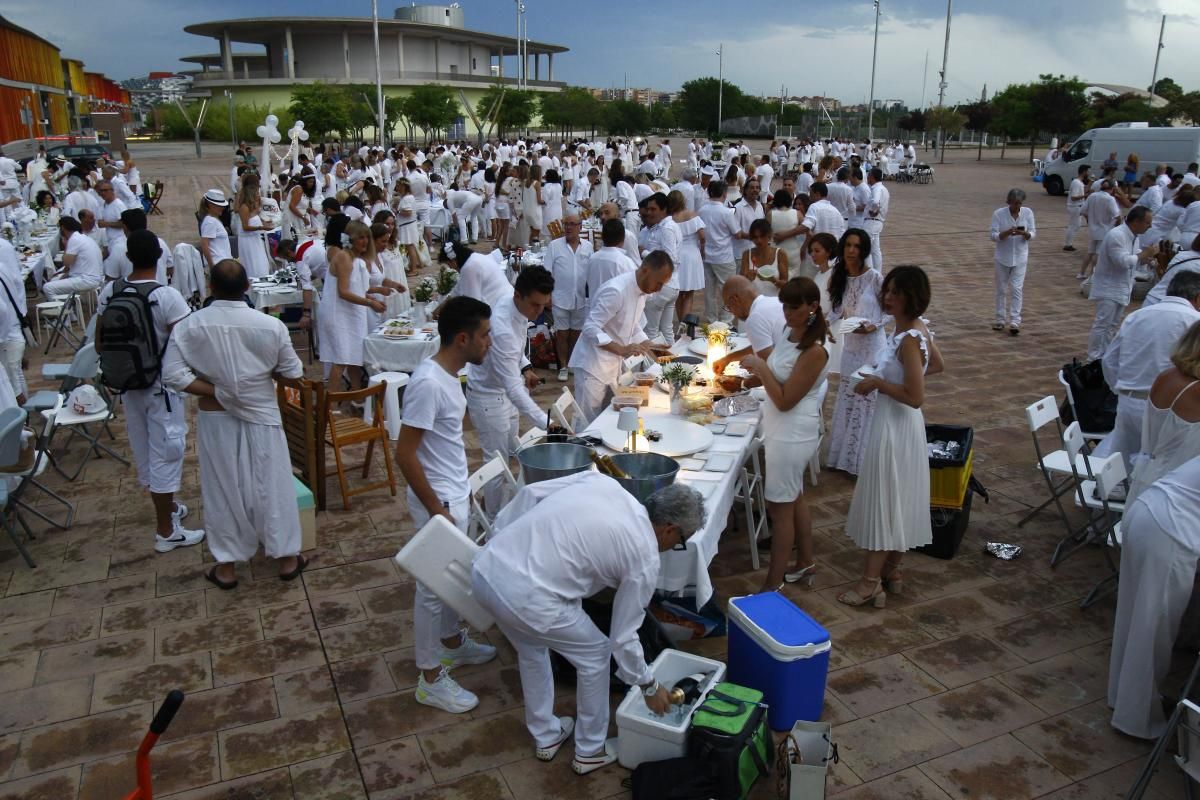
16, 143, 111, 172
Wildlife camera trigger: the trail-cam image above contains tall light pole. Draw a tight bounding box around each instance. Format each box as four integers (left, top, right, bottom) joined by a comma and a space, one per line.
1149, 14, 1166, 101
936, 0, 952, 164
514, 1, 524, 90
371, 0, 386, 145
868, 0, 881, 142
716, 44, 724, 136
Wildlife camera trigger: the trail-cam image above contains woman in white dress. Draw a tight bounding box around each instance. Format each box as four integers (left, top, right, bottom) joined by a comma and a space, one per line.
669, 190, 706, 323
739, 219, 788, 298
283, 172, 318, 240
807, 232, 841, 373
541, 169, 564, 233
523, 164, 545, 245
771, 189, 809, 278
493, 165, 512, 250
505, 165, 527, 249
320, 219, 387, 392
483, 167, 498, 242
392, 178, 421, 275
364, 184, 390, 220
233, 175, 274, 280
371, 220, 410, 319
838, 266, 943, 608
825, 229, 885, 475
741, 277, 830, 592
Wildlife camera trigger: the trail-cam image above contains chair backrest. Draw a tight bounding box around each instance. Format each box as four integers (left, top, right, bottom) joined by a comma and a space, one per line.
551, 388, 582, 434
1093, 452, 1128, 500
1063, 421, 1086, 461
518, 427, 546, 446
66, 343, 99, 381
1026, 395, 1060, 433
278, 379, 326, 511
0, 406, 27, 468
325, 382, 387, 419
469, 455, 515, 495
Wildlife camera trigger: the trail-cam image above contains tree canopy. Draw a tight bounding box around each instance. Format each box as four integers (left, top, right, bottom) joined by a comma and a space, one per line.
475, 85, 538, 138
676, 77, 769, 132
403, 85, 460, 141
288, 82, 350, 141
604, 100, 649, 135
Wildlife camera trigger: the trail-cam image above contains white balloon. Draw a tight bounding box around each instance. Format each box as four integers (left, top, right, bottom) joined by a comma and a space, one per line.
298, 130, 310, 141
294, 120, 305, 129
265, 114, 279, 127
256, 125, 268, 137
269, 130, 281, 143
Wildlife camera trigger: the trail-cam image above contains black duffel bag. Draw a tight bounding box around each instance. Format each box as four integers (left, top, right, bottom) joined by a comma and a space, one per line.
1059, 358, 1116, 434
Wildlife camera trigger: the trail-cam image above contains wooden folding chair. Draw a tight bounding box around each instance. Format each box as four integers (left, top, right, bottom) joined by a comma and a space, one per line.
323, 384, 397, 510
147, 180, 165, 216
278, 379, 327, 511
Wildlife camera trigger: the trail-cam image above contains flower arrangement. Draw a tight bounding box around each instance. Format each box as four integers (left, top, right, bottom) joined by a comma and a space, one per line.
436, 266, 459, 297
660, 362, 697, 390
412, 276, 437, 303
701, 321, 731, 346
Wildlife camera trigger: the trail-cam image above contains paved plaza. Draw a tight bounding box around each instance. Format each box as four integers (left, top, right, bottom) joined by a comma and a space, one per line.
0, 142, 1190, 799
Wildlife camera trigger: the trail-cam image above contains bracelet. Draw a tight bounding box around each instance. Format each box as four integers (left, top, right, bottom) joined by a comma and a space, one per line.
520, 365, 534, 375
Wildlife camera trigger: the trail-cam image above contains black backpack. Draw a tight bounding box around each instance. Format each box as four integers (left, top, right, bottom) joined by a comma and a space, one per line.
99, 279, 163, 392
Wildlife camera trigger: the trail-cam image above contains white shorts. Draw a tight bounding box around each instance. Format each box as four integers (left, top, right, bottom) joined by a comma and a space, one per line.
552, 306, 587, 331
125, 387, 187, 494
495, 202, 510, 220
1089, 238, 1103, 255
415, 207, 431, 225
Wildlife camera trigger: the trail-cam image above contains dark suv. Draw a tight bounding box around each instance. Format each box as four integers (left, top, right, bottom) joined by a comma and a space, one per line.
18, 143, 111, 171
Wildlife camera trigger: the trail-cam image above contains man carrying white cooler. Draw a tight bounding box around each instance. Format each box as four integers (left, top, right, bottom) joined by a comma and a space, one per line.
471, 472, 707, 774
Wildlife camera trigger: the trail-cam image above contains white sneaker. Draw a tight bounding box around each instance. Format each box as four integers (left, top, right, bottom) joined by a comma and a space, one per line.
572, 738, 618, 775
441, 634, 497, 667
536, 716, 575, 762
557, 368, 569, 382
172, 502, 189, 523
155, 525, 205, 553
415, 667, 478, 713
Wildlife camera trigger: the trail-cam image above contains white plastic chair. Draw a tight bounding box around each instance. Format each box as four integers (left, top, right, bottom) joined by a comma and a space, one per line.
551, 387, 586, 434
518, 427, 546, 446
1078, 452, 1125, 609
1022, 396, 1087, 561
735, 435, 769, 570
467, 455, 518, 542
0, 407, 33, 566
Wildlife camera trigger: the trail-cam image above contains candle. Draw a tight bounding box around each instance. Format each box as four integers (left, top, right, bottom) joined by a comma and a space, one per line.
706, 341, 727, 381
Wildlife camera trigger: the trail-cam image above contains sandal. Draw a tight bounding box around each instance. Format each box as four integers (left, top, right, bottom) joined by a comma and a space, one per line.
280, 555, 309, 582
836, 577, 886, 608
881, 559, 904, 596
204, 566, 238, 591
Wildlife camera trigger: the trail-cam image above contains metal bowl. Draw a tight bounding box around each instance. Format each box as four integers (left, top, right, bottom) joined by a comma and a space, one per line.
517, 442, 593, 484
607, 452, 680, 504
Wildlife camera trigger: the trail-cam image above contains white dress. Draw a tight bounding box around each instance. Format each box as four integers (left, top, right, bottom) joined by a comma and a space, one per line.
746, 247, 782, 298
283, 188, 311, 240
762, 329, 830, 502
319, 256, 369, 367
523, 182, 544, 229
396, 196, 420, 246
237, 212, 272, 280
771, 208, 808, 278
675, 215, 706, 291
845, 329, 933, 551
1126, 380, 1200, 509
379, 248, 412, 318
366, 258, 386, 331
542, 182, 564, 227
826, 268, 886, 475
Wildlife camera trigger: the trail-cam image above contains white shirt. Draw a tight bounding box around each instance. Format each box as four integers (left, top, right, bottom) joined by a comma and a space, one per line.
1146, 250, 1200, 307
803, 198, 847, 240
103, 236, 172, 285
827, 181, 854, 220
697, 200, 738, 264
0, 240, 26, 342
1068, 177, 1087, 206
200, 216, 232, 265
62, 190, 92, 222
1102, 297, 1200, 393
1083, 191, 1120, 241
546, 237, 592, 311
743, 293, 787, 355
299, 241, 328, 289
467, 297, 544, 427
99, 199, 126, 249
989, 206, 1037, 267
867, 181, 890, 222
450, 253, 511, 309
475, 472, 659, 687
64, 231, 104, 282
110, 176, 137, 210
1090, 224, 1143, 305
408, 169, 430, 209
731, 200, 765, 260
1135, 184, 1164, 214
1140, 455, 1200, 544
586, 246, 636, 303
1181, 202, 1200, 240
754, 164, 774, 191
162, 299, 303, 426
402, 358, 469, 504
850, 182, 872, 225
569, 270, 650, 384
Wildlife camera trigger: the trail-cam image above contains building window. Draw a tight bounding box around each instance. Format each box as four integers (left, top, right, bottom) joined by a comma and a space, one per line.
471, 58, 476, 71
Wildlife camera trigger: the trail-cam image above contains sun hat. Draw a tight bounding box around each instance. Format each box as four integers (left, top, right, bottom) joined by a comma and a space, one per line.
203, 189, 229, 207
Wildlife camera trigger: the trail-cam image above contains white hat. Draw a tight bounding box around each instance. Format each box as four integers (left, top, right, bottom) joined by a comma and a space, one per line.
68, 385, 107, 415
203, 189, 229, 207
700, 166, 716, 178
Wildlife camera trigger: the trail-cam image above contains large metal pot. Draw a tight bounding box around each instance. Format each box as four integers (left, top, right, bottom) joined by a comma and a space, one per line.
517, 442, 593, 484
607, 452, 680, 504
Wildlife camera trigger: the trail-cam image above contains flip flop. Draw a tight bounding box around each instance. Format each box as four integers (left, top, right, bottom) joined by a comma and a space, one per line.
280, 555, 309, 582
204, 566, 238, 591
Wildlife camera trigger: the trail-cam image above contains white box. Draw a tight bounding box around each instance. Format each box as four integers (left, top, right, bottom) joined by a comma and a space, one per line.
393, 515, 494, 631
615, 648, 726, 769
785, 720, 835, 799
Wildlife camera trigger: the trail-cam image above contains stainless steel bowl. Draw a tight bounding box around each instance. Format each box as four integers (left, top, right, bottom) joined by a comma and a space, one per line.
607, 452, 680, 504
517, 442, 593, 484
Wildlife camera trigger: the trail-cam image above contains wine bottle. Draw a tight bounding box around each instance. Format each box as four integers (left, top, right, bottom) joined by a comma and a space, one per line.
600, 454, 629, 479
668, 672, 712, 706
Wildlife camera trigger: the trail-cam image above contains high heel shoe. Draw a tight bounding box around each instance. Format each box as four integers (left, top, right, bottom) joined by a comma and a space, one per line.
837, 577, 886, 608
784, 563, 818, 587
881, 561, 904, 596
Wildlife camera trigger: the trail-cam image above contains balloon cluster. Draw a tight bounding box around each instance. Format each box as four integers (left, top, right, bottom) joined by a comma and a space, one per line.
287, 120, 310, 144
256, 114, 282, 144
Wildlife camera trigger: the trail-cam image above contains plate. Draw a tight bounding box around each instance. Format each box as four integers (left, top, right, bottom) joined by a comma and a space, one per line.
706, 422, 727, 434
593, 412, 714, 458
704, 453, 736, 472
676, 457, 706, 471
839, 317, 869, 335
723, 421, 753, 438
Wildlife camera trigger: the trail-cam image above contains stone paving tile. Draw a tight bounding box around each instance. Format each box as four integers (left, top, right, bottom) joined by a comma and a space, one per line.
98, 591, 206, 637
404, 770, 515, 800
834, 704, 959, 783
0, 677, 93, 735
358, 583, 414, 618
158, 767, 294, 800
155, 608, 263, 658
77, 734, 220, 800
1035, 758, 1173, 800
821, 610, 935, 666
990, 605, 1112, 662
210, 630, 326, 686
904, 631, 1028, 689
919, 734, 1072, 799
319, 612, 412, 662
90, 653, 212, 713
896, 589, 1022, 639
910, 677, 1048, 747
5, 558, 111, 596
303, 558, 400, 598
218, 705, 351, 779
499, 752, 631, 800
994, 651, 1109, 716
203, 578, 306, 617
35, 630, 155, 684
1011, 700, 1151, 781
833, 766, 955, 800
312, 592, 369, 629
355, 735, 436, 799
0, 590, 53, 626
0, 610, 99, 654
12, 704, 150, 778
0, 734, 18, 781
157, 678, 279, 743
274, 665, 339, 716
260, 600, 317, 638
827, 654, 947, 718
0, 765, 81, 800
288, 751, 367, 800
0, 653, 38, 694
329, 655, 398, 703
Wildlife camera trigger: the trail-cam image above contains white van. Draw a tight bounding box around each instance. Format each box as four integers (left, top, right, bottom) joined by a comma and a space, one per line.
1041, 125, 1200, 196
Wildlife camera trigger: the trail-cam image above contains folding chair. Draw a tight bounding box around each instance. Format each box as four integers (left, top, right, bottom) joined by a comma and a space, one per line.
147, 180, 165, 215
550, 387, 587, 434
0, 407, 34, 567
1022, 397, 1088, 555
467, 455, 518, 542
517, 427, 546, 446
25, 340, 100, 413
43, 379, 128, 481
37, 292, 85, 354
734, 434, 768, 570
1076, 452, 1125, 609
1058, 369, 1109, 444
10, 394, 74, 532
323, 383, 397, 511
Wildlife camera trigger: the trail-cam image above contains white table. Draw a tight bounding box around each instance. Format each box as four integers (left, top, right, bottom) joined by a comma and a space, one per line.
362, 330, 440, 373
581, 383, 760, 609
250, 281, 303, 310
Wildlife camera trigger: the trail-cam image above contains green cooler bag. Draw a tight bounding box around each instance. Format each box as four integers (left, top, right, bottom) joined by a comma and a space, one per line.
687, 682, 774, 800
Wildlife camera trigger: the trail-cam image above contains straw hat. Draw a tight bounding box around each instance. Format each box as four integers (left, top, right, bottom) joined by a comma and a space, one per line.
203, 189, 229, 207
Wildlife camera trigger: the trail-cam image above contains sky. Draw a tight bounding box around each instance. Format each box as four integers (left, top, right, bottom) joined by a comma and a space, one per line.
6, 0, 1200, 107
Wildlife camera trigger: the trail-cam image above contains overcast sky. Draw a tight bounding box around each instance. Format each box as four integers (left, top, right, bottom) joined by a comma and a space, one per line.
6, 0, 1199, 106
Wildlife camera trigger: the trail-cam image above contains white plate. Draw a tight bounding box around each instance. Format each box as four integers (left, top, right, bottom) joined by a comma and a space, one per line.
676, 457, 706, 472
723, 421, 753, 438
704, 453, 736, 472
839, 317, 869, 335
706, 422, 727, 434
593, 412, 714, 458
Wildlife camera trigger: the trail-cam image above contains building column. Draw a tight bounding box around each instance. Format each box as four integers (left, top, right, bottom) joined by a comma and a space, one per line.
467, 43, 473, 75
285, 26, 295, 79
434, 39, 439, 77
343, 28, 350, 79
222, 29, 233, 77
497, 50, 503, 78
397, 34, 404, 77
534, 53, 540, 81
548, 53, 553, 82
243, 59, 249, 79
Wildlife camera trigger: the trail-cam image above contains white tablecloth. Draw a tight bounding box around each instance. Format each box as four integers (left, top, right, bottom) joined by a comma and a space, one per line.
362, 331, 439, 373
249, 282, 303, 310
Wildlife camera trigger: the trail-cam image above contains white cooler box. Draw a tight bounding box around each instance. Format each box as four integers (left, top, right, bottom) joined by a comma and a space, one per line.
393, 515, 494, 631
615, 648, 726, 769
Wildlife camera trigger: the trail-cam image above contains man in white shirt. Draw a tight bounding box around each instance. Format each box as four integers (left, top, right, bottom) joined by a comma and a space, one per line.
1146, 236, 1200, 307
472, 472, 705, 773
445, 188, 484, 244
467, 266, 554, 511
1088, 206, 1158, 361
670, 168, 696, 212
162, 260, 305, 589
94, 181, 128, 251
396, 296, 498, 714
827, 168, 855, 224
102, 165, 138, 210
568, 252, 674, 424
638, 193, 682, 343
863, 168, 890, 270
596, 204, 642, 266
784, 182, 846, 250
905, 142, 917, 169
1079, 180, 1123, 280
407, 160, 432, 249
713, 276, 786, 374
989, 189, 1037, 335
849, 168, 871, 228
1064, 165, 1090, 252
1134, 175, 1164, 215
102, 209, 172, 285
46, 217, 104, 301
546, 216, 593, 379
1097, 271, 1200, 473
586, 219, 638, 306
695, 166, 714, 211
731, 179, 764, 265
754, 156, 774, 195
61, 176, 94, 222
96, 230, 202, 556
697, 181, 740, 324
658, 139, 673, 179
436, 243, 511, 314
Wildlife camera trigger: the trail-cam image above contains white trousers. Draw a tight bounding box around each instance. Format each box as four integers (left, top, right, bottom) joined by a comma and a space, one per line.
1094, 394, 1145, 476
408, 488, 469, 671
1109, 501, 1200, 739
125, 387, 187, 494
455, 197, 484, 242
1088, 299, 1125, 362
573, 370, 612, 429
703, 261, 737, 324
473, 571, 612, 756
863, 219, 884, 271
0, 339, 25, 398
994, 261, 1027, 327
44, 274, 101, 302
1065, 204, 1083, 246
196, 411, 301, 564
644, 286, 679, 344
466, 387, 520, 515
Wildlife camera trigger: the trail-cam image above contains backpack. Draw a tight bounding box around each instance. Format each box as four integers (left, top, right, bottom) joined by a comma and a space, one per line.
628, 756, 722, 800
688, 683, 774, 800
99, 279, 164, 392
1058, 358, 1116, 434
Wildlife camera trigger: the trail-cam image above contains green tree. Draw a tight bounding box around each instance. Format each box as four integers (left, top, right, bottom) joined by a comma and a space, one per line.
476, 84, 536, 138
539, 87, 603, 139
341, 85, 378, 143
404, 84, 459, 143
1089, 92, 1169, 128
925, 106, 967, 162
289, 82, 350, 141
1027, 74, 1089, 156
157, 101, 292, 143
897, 109, 925, 132
990, 83, 1035, 158
1149, 77, 1184, 102
1168, 91, 1200, 126
649, 100, 676, 131
676, 77, 767, 133
604, 100, 649, 135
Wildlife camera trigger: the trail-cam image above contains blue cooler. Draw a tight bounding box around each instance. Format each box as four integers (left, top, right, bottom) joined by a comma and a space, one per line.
727, 593, 831, 731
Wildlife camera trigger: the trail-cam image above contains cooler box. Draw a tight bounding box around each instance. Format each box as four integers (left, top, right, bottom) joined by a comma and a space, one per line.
393, 515, 494, 631
727, 593, 830, 731
615, 648, 726, 769
294, 476, 316, 551
926, 424, 974, 508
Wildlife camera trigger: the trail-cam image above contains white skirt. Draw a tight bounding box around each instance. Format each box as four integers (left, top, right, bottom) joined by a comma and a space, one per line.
397, 219, 420, 246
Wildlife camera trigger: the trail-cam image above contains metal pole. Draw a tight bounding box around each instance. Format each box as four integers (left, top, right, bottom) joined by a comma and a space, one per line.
372, 0, 386, 145
514, 1, 522, 90
1149, 14, 1166, 101
716, 44, 723, 136
868, 0, 880, 141
936, 0, 952, 164
226, 90, 236, 149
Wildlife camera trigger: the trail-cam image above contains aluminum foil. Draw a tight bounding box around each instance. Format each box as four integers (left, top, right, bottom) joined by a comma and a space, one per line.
985, 542, 1023, 560
714, 393, 760, 417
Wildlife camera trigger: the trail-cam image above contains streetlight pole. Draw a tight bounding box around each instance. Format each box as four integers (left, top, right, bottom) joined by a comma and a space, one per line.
1149, 14, 1166, 101
514, 1, 522, 90
716, 44, 724, 137
372, 0, 386, 145
936, 0, 952, 164
868, 0, 880, 142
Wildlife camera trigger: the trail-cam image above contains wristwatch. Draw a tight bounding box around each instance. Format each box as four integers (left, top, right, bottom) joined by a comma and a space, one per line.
642, 680, 660, 697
